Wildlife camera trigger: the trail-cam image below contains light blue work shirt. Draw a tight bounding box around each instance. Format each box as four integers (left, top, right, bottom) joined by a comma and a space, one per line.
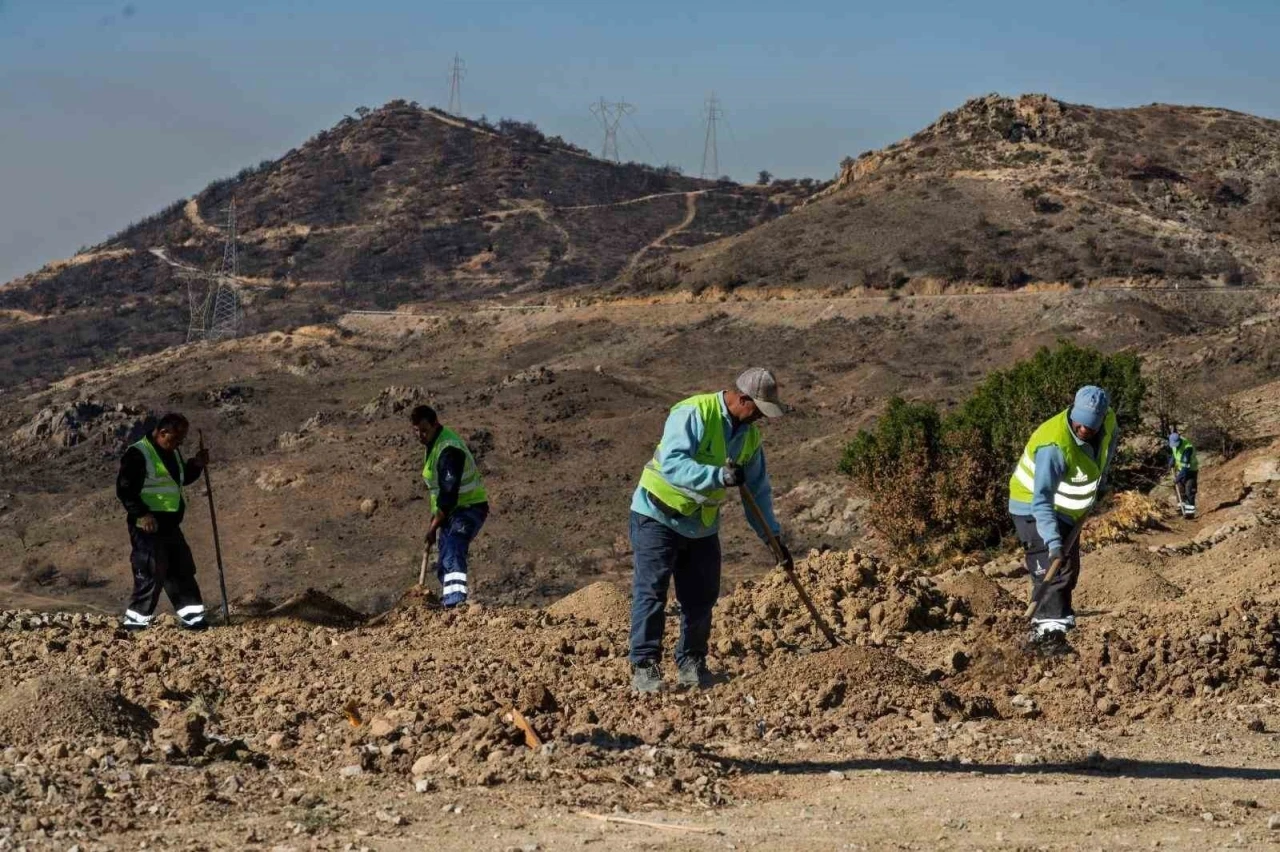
631, 392, 781, 541
1008, 425, 1119, 551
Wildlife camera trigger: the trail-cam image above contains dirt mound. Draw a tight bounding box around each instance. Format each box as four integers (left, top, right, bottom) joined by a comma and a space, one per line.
938, 571, 1019, 620
715, 549, 962, 653
546, 581, 630, 626
733, 645, 964, 724
0, 674, 153, 746
263, 589, 366, 626
1076, 560, 1183, 610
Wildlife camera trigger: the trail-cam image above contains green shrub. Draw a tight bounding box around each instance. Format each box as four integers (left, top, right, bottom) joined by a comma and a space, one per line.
840, 341, 1147, 557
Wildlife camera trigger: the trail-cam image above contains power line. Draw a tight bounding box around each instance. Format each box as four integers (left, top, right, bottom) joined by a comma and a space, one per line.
447, 54, 466, 115
700, 92, 723, 179
589, 97, 634, 162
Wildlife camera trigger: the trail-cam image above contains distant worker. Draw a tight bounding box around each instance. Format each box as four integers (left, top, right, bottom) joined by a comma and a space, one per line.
1169, 431, 1198, 518
1008, 386, 1118, 655
628, 368, 791, 693
116, 413, 210, 631
411, 405, 489, 607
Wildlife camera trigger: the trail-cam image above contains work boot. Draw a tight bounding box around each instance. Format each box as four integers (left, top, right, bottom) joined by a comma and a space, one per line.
1024, 627, 1074, 658
181, 620, 210, 632
631, 661, 663, 694
676, 657, 713, 690
441, 592, 468, 609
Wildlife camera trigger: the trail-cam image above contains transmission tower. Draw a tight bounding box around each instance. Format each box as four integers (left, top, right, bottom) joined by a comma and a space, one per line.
700, 93, 723, 179
447, 54, 466, 115
186, 200, 243, 343
589, 98, 634, 162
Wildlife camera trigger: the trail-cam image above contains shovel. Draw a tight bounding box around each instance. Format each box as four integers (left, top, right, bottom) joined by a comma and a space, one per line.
739, 484, 840, 649
417, 541, 433, 587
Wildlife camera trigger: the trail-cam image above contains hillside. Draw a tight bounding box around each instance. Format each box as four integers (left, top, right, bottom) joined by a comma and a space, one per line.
0, 101, 807, 387
628, 94, 1280, 294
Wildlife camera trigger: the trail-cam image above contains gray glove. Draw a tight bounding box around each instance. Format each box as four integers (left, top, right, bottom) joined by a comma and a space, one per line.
1047, 546, 1064, 567
721, 461, 743, 487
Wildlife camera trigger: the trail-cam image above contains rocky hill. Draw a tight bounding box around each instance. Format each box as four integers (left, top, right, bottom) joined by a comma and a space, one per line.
0, 101, 808, 387
627, 94, 1280, 294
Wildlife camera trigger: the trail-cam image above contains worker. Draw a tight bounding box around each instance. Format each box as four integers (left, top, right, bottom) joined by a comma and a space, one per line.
116, 413, 210, 631
629, 368, 791, 693
411, 405, 489, 607
1008, 386, 1118, 655
1169, 431, 1198, 518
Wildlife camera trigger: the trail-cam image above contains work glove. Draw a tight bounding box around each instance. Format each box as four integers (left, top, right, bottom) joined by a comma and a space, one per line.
720, 461, 743, 487
136, 514, 159, 534
1047, 546, 1064, 567
777, 541, 794, 571
424, 526, 439, 548
195, 446, 210, 467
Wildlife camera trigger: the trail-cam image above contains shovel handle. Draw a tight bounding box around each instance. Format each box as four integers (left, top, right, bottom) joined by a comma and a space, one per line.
738, 485, 840, 649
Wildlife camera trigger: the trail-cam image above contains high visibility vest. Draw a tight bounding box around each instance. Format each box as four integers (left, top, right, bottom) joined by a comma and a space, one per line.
1173, 439, 1199, 472
132, 437, 184, 514
638, 393, 762, 527
1008, 408, 1117, 521
422, 427, 488, 514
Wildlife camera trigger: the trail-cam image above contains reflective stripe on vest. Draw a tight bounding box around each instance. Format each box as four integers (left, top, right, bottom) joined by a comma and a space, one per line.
421, 427, 488, 513
132, 437, 184, 514
637, 393, 762, 527
1008, 408, 1117, 521
1173, 440, 1199, 472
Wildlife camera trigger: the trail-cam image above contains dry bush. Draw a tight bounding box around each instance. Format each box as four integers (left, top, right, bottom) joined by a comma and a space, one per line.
1086, 492, 1171, 549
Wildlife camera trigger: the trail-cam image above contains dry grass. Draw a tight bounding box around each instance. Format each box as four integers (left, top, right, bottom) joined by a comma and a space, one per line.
1086, 491, 1172, 549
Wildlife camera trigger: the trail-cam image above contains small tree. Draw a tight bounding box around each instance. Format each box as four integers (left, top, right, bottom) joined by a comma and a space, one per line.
757, 170, 773, 186
841, 341, 1148, 558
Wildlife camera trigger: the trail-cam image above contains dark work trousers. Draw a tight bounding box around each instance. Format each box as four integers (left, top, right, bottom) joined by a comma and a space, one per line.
628, 511, 722, 667
1176, 470, 1199, 509
435, 504, 489, 606
1012, 514, 1080, 626
125, 525, 206, 628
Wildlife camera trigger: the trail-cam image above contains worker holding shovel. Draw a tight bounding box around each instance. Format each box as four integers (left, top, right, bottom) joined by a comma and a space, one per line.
628, 368, 791, 693
1008, 386, 1119, 656
1169, 431, 1199, 518
411, 405, 489, 607
116, 413, 211, 631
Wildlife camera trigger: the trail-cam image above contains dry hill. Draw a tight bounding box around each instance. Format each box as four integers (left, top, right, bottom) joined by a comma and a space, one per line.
629, 93, 1280, 294
0, 101, 807, 387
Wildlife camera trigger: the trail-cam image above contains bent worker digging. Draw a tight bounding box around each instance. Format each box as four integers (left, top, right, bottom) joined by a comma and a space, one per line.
628, 368, 792, 693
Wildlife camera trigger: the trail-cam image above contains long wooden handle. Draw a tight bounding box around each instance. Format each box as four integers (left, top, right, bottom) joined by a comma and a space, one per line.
1023, 513, 1089, 618
738, 484, 840, 649
198, 430, 231, 625
417, 543, 432, 587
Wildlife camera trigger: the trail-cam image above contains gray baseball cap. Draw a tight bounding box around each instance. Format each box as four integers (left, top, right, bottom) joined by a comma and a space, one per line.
736, 368, 784, 418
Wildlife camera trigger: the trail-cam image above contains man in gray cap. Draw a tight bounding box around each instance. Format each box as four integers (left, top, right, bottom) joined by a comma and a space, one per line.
1008, 385, 1118, 654
628, 368, 790, 692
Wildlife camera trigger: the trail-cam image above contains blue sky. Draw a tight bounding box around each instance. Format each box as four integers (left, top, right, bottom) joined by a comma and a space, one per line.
2, 0, 1279, 283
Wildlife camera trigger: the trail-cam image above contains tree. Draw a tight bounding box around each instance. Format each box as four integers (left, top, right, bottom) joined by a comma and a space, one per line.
354, 106, 371, 120
757, 170, 773, 186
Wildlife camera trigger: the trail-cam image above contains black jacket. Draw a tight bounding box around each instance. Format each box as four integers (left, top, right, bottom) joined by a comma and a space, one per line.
117, 438, 205, 531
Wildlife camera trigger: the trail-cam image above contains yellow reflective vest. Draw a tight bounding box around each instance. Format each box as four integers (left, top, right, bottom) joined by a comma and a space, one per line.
638, 393, 761, 527
421, 427, 488, 514
132, 437, 185, 514
1008, 408, 1117, 521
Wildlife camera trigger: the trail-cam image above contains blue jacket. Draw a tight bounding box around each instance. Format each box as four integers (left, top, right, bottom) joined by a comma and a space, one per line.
1008, 427, 1118, 552
631, 392, 782, 541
